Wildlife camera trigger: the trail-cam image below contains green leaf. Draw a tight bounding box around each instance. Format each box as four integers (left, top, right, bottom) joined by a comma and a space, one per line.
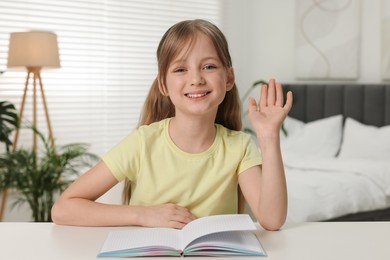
0, 101, 19, 151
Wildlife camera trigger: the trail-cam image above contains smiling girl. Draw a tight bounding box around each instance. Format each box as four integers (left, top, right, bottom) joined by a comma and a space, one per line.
52, 19, 293, 231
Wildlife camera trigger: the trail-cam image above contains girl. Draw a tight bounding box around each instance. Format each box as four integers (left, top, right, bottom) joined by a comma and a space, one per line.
52, 19, 293, 231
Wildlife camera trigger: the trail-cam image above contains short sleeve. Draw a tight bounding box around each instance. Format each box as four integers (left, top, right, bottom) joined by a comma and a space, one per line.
237, 135, 262, 175
102, 130, 142, 182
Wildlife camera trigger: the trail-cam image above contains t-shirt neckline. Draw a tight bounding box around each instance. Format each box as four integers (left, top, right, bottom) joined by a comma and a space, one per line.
164, 118, 221, 158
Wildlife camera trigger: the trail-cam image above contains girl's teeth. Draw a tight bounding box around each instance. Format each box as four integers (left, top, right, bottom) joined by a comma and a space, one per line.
187, 93, 207, 98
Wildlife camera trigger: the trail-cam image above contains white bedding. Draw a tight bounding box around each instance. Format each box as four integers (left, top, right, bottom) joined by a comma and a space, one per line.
284, 156, 390, 223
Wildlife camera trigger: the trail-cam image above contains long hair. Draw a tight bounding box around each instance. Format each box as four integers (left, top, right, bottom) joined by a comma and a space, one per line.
123, 19, 243, 205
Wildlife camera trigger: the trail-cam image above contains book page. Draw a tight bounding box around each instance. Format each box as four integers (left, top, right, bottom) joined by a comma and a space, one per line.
184, 231, 265, 256
180, 214, 257, 249
99, 227, 181, 255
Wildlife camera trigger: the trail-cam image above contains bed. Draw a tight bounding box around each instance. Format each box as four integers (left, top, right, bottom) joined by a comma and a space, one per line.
281, 84, 390, 222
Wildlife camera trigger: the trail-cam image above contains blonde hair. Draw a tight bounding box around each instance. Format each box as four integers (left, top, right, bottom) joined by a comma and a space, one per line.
123, 19, 243, 205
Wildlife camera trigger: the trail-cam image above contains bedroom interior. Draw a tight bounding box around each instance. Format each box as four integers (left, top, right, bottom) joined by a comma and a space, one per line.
0, 0, 389, 224
281, 84, 390, 222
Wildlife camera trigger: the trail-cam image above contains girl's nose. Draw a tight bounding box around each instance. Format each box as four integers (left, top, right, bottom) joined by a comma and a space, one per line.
190, 71, 205, 86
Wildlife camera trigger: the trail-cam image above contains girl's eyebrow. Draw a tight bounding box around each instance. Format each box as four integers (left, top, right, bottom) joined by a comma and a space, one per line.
169, 59, 185, 67
201, 56, 220, 63
170, 56, 220, 66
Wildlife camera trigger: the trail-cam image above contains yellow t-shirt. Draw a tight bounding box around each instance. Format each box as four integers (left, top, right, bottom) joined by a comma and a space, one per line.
102, 118, 262, 217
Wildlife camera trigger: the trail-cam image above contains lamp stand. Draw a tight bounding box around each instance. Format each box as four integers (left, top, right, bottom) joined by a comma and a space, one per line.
0, 67, 55, 221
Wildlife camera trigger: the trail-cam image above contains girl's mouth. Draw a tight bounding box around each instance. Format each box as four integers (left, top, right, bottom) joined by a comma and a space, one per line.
185, 92, 211, 99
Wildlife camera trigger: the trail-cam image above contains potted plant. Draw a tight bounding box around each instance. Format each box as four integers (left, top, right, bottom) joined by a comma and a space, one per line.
0, 99, 99, 222
0, 126, 99, 222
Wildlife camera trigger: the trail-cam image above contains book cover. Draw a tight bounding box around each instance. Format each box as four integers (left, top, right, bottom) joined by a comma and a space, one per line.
98, 214, 266, 257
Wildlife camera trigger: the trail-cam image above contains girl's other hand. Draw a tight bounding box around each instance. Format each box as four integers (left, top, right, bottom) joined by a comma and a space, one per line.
248, 79, 293, 139
137, 203, 197, 229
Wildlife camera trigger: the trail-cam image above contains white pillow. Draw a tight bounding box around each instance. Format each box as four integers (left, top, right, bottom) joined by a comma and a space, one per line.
281, 114, 343, 158
338, 117, 390, 161
280, 116, 304, 141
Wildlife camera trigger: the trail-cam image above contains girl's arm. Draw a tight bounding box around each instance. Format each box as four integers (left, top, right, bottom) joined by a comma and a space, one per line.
238, 79, 292, 231
51, 160, 195, 228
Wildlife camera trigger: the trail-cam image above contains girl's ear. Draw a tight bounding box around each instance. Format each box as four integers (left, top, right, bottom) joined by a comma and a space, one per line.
226, 67, 235, 91
157, 76, 169, 96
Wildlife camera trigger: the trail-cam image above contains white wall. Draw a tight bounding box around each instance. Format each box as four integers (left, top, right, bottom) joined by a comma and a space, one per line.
223, 0, 385, 98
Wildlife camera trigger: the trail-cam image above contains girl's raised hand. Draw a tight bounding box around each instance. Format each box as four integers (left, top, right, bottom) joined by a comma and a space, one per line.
248, 79, 293, 139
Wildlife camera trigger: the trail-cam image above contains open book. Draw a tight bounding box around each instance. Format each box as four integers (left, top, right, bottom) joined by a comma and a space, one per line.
98, 214, 266, 257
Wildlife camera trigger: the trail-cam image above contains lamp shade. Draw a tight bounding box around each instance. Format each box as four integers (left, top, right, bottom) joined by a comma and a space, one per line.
7, 31, 60, 68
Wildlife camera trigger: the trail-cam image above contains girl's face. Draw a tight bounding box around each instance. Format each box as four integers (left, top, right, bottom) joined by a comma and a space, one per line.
161, 32, 234, 119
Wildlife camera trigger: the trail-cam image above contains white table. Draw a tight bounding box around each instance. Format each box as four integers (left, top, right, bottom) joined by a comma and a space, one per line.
0, 222, 389, 259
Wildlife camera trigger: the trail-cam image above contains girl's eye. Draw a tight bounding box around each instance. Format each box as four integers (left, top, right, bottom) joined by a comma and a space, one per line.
173, 67, 186, 73
203, 65, 216, 70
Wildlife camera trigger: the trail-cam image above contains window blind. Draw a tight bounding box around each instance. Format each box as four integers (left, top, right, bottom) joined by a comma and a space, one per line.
0, 0, 223, 156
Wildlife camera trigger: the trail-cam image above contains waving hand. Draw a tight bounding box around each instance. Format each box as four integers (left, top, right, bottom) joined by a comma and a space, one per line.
248, 79, 293, 139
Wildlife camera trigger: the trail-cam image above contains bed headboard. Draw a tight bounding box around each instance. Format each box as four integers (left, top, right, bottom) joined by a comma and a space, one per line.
283, 84, 390, 127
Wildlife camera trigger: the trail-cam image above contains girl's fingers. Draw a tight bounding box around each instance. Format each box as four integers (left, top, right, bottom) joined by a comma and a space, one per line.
173, 205, 197, 221
267, 79, 276, 106
169, 221, 186, 229
260, 84, 268, 109
257, 79, 292, 111
169, 207, 197, 228
248, 97, 258, 113
275, 83, 284, 107
283, 91, 293, 113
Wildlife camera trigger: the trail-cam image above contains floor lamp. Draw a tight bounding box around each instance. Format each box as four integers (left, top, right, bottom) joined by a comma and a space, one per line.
0, 31, 61, 221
